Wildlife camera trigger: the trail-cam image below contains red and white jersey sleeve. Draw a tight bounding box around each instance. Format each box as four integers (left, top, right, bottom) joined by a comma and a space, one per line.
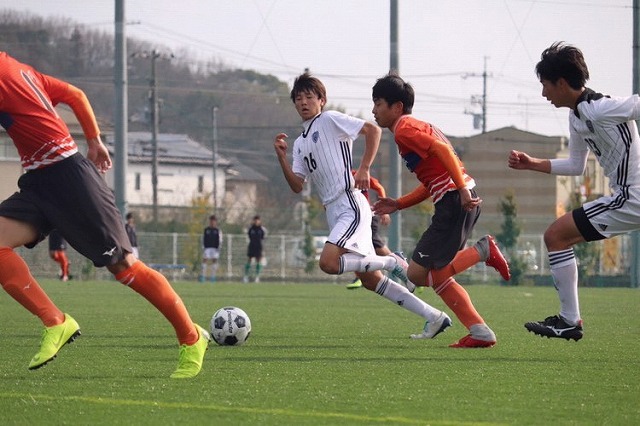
394, 115, 474, 203
0, 52, 79, 170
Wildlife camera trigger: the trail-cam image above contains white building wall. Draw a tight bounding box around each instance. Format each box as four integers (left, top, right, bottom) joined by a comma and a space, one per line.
105, 162, 226, 207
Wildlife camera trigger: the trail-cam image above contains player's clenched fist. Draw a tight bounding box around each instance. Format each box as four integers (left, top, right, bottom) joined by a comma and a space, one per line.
274, 132, 288, 157
508, 150, 530, 169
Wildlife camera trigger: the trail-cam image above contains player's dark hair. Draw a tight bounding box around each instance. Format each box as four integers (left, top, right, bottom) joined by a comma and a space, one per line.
126, 212, 134, 220
535, 42, 589, 90
209, 215, 217, 221
290, 72, 327, 106
372, 72, 414, 114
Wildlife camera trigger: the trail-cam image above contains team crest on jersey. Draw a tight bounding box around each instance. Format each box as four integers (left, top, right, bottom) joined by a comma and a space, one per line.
312, 131, 320, 143
586, 120, 594, 133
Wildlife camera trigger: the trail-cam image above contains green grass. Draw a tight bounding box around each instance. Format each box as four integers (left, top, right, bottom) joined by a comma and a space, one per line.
0, 280, 638, 425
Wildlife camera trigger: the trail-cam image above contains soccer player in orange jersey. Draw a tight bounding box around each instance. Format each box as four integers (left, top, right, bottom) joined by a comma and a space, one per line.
371, 73, 511, 348
48, 229, 70, 281
0, 52, 209, 378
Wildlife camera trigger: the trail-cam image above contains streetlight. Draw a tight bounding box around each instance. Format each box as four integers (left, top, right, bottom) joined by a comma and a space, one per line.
212, 106, 219, 208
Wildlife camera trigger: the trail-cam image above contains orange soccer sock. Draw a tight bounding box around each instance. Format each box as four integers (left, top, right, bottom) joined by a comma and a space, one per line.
0, 247, 64, 327
115, 261, 198, 345
433, 277, 484, 329
427, 246, 480, 286
53, 251, 70, 277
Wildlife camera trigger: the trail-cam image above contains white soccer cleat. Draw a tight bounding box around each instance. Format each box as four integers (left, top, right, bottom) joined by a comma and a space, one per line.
404, 279, 417, 293
389, 252, 408, 278
411, 312, 452, 339
390, 252, 415, 292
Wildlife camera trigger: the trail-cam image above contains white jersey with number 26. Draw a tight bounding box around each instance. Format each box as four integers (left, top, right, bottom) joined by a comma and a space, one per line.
291, 111, 365, 205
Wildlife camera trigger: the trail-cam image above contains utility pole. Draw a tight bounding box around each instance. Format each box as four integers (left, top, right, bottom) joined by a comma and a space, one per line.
131, 49, 172, 225
631, 0, 640, 287
114, 0, 128, 217
481, 56, 488, 133
212, 106, 219, 209
150, 50, 160, 225
388, 0, 402, 252
463, 56, 492, 133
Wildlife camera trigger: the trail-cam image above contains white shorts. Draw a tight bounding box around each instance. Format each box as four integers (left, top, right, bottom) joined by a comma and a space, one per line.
325, 190, 374, 256
578, 186, 640, 240
203, 247, 220, 260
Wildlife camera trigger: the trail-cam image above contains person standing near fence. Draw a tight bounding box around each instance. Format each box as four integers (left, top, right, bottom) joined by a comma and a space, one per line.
508, 42, 640, 341
0, 51, 209, 378
201, 215, 222, 282
244, 215, 266, 283
125, 212, 139, 259
48, 229, 70, 282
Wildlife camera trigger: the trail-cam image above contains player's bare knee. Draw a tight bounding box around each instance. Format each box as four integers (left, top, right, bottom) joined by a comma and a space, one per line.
407, 266, 425, 287
318, 258, 339, 274
543, 228, 564, 251
107, 253, 137, 275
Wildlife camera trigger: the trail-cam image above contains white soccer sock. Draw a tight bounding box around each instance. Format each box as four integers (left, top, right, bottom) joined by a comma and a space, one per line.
339, 252, 395, 274
549, 249, 580, 324
374, 276, 441, 322
201, 263, 207, 277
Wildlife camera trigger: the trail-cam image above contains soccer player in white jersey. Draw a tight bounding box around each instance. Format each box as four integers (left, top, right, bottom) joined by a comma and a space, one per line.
274, 72, 452, 339
509, 42, 640, 341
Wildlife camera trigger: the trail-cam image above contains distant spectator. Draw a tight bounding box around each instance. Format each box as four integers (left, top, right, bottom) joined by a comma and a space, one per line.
244, 215, 266, 282
48, 229, 70, 282
125, 213, 139, 259
200, 215, 222, 282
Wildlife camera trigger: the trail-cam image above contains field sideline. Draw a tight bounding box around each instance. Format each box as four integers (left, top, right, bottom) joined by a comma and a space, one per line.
0, 280, 638, 425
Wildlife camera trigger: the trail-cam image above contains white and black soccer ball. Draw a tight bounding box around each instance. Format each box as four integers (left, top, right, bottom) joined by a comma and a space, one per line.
210, 306, 251, 346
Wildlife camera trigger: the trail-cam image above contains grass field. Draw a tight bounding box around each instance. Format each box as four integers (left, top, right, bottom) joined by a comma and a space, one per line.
0, 279, 638, 425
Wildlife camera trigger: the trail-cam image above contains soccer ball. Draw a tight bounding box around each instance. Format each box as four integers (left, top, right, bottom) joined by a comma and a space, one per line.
210, 306, 252, 346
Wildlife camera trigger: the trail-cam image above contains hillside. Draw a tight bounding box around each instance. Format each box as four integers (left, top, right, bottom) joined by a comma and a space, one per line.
0, 9, 304, 209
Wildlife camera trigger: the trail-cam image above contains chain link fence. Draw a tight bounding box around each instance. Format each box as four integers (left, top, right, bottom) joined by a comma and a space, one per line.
17, 232, 633, 285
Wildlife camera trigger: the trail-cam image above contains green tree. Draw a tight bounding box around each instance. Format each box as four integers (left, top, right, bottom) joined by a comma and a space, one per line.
184, 195, 213, 274
496, 191, 528, 285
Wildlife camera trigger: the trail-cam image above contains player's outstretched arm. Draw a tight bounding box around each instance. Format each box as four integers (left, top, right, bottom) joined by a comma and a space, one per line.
61, 83, 112, 173
508, 150, 551, 173
274, 133, 305, 193
85, 136, 112, 173
372, 197, 399, 215
354, 122, 381, 190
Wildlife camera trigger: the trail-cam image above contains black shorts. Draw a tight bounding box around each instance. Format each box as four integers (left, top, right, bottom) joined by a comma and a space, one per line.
0, 153, 132, 267
411, 189, 480, 270
247, 243, 263, 259
371, 215, 385, 249
572, 207, 606, 242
